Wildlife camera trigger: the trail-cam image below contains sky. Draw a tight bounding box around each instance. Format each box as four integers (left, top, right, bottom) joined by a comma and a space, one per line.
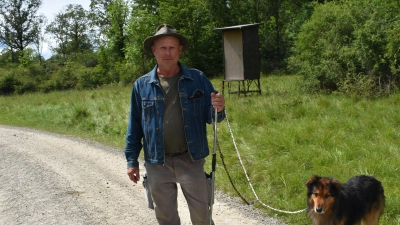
38, 0, 92, 59
38, 0, 91, 21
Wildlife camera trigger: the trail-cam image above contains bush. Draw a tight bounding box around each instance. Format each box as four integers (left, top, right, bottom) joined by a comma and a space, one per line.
40, 68, 79, 92
15, 81, 36, 94
118, 62, 142, 85
0, 73, 21, 95
77, 66, 106, 89
289, 0, 400, 97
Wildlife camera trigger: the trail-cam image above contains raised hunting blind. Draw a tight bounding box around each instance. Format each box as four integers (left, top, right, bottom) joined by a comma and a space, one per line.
214, 23, 262, 96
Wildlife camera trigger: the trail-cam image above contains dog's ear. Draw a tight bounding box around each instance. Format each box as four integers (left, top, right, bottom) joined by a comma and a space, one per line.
330, 178, 342, 191
305, 175, 320, 187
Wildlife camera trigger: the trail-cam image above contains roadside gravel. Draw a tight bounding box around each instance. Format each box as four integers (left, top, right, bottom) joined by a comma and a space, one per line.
0, 126, 286, 225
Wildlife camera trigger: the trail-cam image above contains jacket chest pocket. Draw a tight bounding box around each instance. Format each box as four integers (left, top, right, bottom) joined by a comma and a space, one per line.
142, 100, 155, 120
188, 90, 204, 116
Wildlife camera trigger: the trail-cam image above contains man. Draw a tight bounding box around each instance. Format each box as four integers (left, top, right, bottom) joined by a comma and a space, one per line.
124, 24, 225, 225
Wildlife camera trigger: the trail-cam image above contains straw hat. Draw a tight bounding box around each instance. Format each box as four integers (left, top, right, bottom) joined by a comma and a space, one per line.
143, 24, 189, 53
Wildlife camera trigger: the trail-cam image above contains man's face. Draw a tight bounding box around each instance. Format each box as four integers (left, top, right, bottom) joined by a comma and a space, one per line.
151, 36, 183, 71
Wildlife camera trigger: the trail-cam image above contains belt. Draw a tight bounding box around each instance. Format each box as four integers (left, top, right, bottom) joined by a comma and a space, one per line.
165, 150, 188, 157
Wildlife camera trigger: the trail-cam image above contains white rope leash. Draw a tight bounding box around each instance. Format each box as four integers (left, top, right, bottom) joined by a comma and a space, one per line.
224, 110, 306, 214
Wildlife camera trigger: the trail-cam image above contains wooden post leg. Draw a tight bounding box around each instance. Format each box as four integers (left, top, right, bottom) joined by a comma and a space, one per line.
238, 81, 241, 96
242, 80, 246, 96
228, 81, 231, 96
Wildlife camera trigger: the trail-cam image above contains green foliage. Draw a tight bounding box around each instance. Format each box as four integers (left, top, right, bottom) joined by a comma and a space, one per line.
115, 62, 141, 85
77, 64, 124, 89
0, 73, 21, 95
290, 0, 400, 96
386, 19, 400, 77
41, 67, 79, 92
0, 50, 125, 95
18, 48, 35, 67
3, 0, 400, 99
0, 49, 13, 66
0, 63, 50, 94
106, 0, 129, 60
77, 67, 104, 89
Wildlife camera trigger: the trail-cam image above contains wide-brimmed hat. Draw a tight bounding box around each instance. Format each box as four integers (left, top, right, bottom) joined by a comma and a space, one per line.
143, 24, 189, 54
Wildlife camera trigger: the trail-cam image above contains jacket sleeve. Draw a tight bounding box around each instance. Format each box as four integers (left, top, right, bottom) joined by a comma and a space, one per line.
124, 82, 143, 168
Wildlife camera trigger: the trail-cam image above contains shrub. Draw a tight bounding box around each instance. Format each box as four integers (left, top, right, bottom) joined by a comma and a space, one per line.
78, 66, 106, 89
40, 68, 79, 92
117, 62, 142, 85
289, 0, 400, 97
15, 81, 36, 94
0, 73, 21, 95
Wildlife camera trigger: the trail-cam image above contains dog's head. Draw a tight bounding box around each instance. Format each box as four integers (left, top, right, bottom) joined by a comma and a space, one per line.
305, 175, 342, 214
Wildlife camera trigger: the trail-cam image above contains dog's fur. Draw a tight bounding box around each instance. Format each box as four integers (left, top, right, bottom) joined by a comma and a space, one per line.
305, 175, 385, 225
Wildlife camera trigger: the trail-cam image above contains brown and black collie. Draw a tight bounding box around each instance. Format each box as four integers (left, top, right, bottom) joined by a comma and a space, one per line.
305, 175, 385, 225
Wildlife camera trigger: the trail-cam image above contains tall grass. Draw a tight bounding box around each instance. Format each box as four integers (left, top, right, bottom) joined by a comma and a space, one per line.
0, 75, 399, 224
0, 84, 130, 147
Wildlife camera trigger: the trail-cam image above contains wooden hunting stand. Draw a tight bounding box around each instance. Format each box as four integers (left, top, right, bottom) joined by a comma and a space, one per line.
214, 23, 263, 96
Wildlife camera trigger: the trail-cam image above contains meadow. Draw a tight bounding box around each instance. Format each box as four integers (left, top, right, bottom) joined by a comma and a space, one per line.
0, 75, 399, 224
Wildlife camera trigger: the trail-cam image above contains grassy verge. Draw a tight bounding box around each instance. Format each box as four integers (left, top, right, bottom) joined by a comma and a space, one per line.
1, 75, 399, 224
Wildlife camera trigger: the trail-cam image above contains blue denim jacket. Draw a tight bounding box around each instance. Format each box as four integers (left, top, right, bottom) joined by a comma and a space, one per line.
124, 63, 225, 168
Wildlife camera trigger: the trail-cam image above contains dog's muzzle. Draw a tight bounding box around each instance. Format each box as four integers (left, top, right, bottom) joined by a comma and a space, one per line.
315, 206, 324, 214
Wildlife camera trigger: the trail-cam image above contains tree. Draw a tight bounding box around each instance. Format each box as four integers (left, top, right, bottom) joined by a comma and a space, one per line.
32, 14, 47, 64
88, 0, 130, 84
0, 0, 42, 63
88, 0, 114, 52
46, 4, 92, 58
106, 0, 129, 59
89, 0, 114, 37
124, 0, 159, 76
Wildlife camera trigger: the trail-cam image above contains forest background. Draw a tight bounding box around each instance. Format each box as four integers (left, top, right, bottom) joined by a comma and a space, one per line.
1, 0, 400, 97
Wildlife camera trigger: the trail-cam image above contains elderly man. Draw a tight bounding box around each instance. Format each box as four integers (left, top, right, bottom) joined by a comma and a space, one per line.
124, 24, 225, 225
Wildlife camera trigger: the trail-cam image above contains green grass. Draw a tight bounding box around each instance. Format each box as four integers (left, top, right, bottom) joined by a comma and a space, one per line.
1, 75, 399, 224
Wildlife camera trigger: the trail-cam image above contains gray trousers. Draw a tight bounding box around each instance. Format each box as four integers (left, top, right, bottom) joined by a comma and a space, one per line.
145, 152, 211, 225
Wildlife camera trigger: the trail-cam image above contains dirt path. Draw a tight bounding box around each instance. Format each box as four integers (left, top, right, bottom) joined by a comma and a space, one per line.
0, 126, 285, 225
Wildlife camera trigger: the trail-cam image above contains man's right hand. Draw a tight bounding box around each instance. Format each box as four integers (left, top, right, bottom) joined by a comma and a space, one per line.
127, 167, 140, 184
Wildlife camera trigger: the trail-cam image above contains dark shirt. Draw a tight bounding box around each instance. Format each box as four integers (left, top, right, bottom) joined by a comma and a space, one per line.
158, 71, 188, 154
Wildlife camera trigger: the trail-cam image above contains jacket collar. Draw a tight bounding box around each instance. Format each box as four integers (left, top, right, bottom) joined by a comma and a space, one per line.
147, 62, 194, 83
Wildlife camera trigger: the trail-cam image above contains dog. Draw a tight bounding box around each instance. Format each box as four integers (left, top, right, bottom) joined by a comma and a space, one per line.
305, 175, 385, 225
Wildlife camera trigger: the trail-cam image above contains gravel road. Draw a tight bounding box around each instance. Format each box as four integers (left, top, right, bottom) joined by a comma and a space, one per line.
0, 125, 286, 225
